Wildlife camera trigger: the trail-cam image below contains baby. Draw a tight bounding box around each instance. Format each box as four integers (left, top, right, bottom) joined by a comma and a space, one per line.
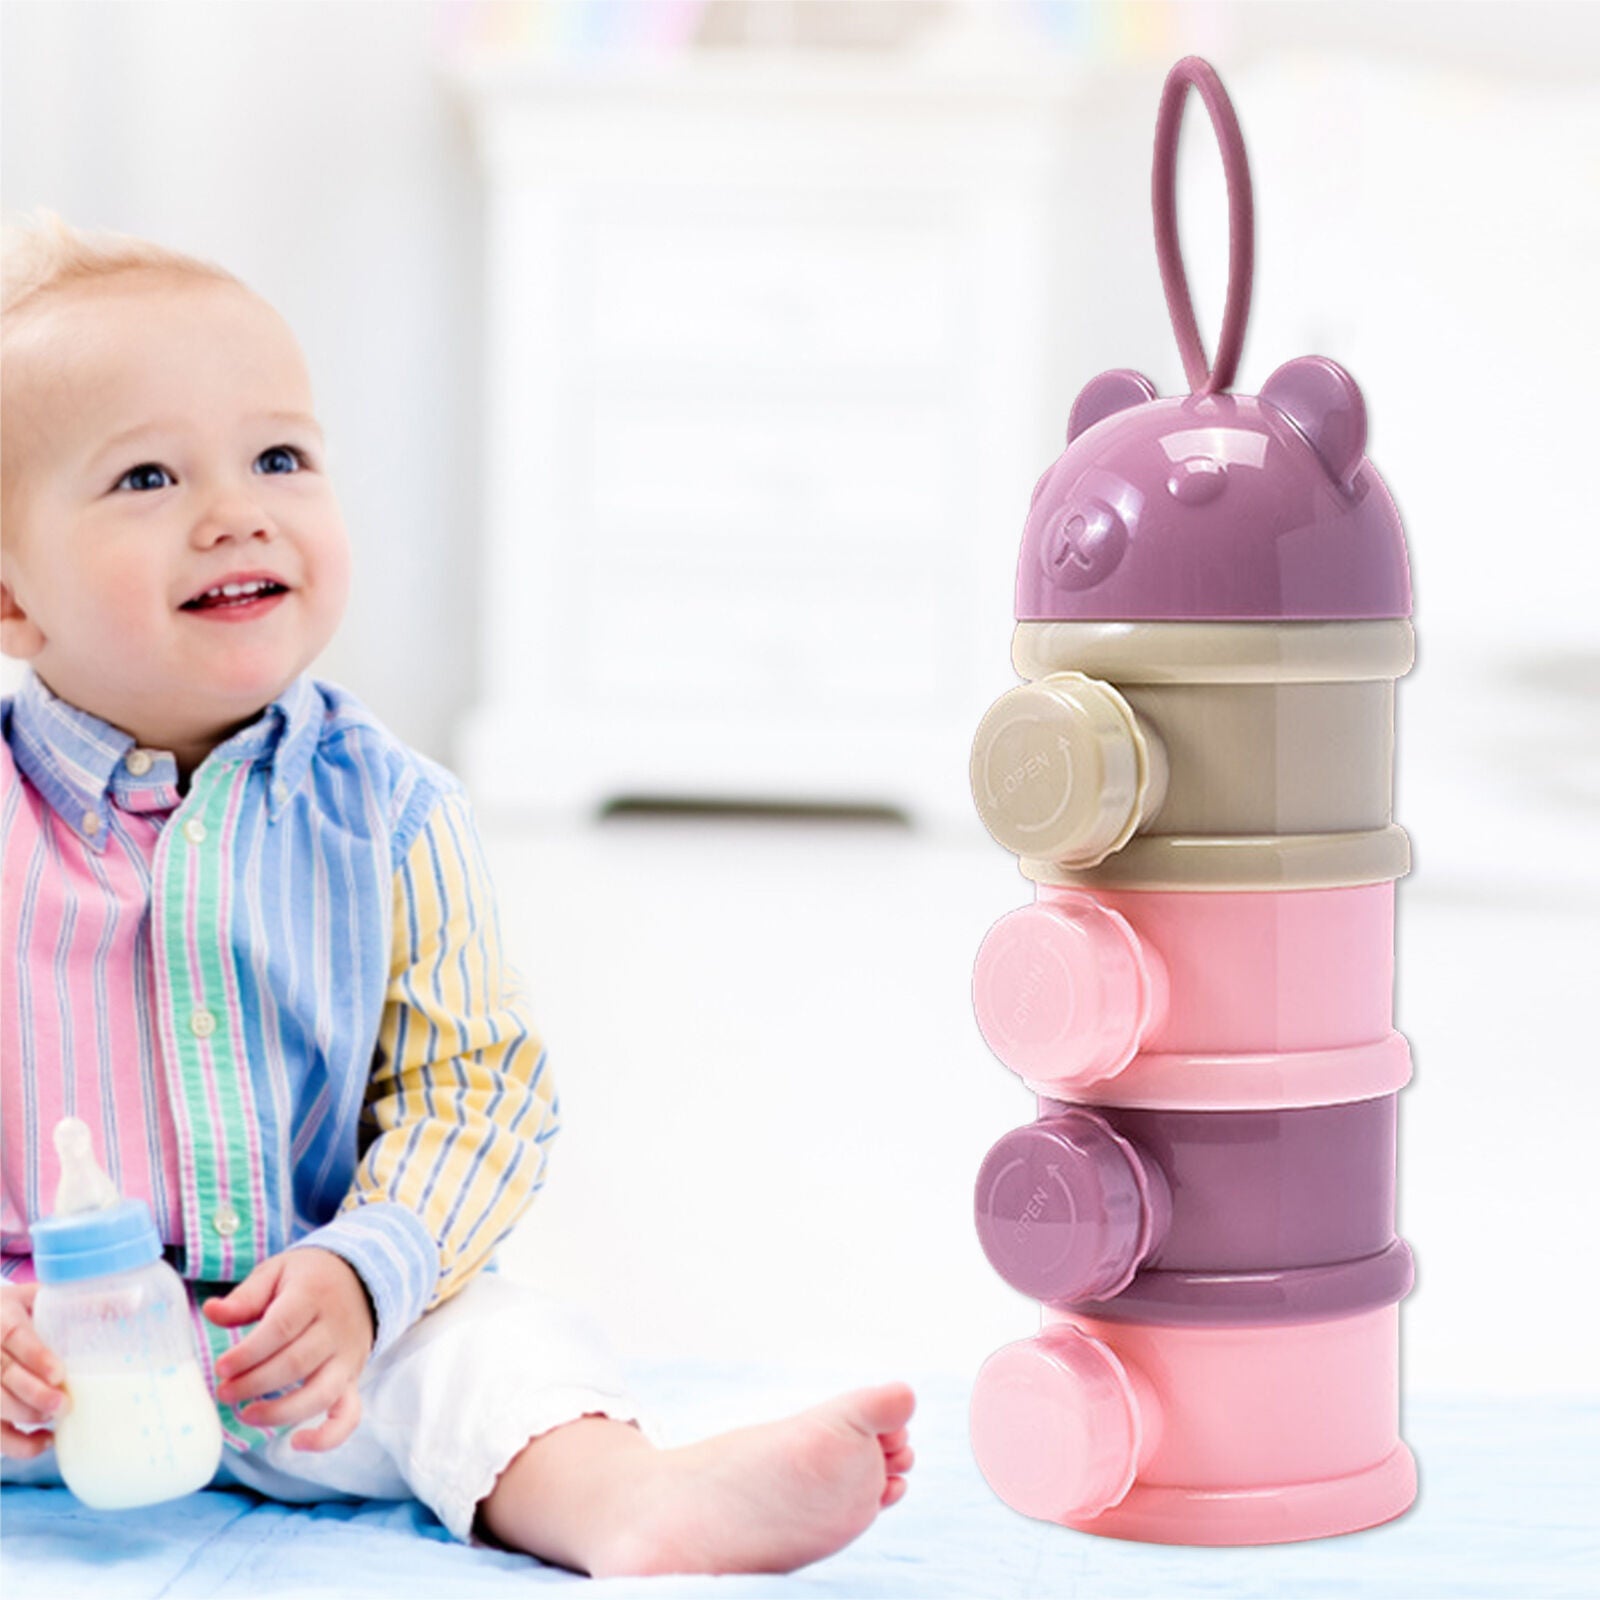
0, 215, 915, 1577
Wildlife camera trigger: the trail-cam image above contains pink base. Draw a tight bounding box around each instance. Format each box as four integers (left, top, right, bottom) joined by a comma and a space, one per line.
1070, 1442, 1417, 1546
971, 1308, 1413, 1544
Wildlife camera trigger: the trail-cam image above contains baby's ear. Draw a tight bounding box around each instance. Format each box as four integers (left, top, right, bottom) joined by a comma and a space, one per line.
0, 579, 45, 659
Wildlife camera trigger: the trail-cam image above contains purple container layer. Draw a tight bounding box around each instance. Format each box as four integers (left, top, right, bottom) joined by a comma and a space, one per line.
1073, 1239, 1415, 1329
975, 1100, 1397, 1305
1044, 1095, 1396, 1272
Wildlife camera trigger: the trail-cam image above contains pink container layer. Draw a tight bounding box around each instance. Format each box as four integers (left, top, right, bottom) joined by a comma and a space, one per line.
973, 882, 1394, 1093
970, 1308, 1415, 1545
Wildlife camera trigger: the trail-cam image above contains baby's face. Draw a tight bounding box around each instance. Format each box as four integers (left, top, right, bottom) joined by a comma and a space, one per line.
1, 272, 350, 756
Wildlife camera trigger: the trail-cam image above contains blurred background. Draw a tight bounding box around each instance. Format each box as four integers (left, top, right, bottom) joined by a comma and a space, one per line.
2, 0, 1597, 1401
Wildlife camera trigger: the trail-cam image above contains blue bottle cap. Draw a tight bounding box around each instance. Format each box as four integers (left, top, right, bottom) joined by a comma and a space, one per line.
30, 1200, 162, 1283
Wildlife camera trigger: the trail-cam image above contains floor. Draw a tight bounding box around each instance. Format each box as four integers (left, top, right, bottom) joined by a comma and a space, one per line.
7, 1380, 1595, 1598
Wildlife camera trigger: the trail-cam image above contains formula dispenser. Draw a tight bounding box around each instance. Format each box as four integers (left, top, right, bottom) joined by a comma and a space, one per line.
966, 56, 1416, 1545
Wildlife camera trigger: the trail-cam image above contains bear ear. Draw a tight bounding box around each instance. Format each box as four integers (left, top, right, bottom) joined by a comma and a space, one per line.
1261, 356, 1367, 489
1067, 370, 1159, 444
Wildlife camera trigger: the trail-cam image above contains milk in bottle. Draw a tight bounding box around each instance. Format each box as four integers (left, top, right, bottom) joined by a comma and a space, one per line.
29, 1119, 223, 1509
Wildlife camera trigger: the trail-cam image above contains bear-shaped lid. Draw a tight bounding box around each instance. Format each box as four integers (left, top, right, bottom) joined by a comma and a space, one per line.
1017, 58, 1412, 623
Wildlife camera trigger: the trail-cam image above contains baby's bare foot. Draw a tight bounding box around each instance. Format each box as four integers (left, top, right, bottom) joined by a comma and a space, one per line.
595, 1382, 916, 1578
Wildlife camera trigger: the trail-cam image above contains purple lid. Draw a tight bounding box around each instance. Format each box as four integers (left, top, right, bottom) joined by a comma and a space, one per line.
1038, 1096, 1398, 1273
974, 1112, 1170, 1303
1016, 59, 1411, 624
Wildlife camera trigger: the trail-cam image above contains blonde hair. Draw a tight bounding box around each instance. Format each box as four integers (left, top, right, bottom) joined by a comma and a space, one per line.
2, 209, 242, 327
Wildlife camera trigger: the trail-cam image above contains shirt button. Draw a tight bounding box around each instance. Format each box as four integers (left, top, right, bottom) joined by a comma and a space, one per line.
189, 1009, 217, 1039
124, 750, 154, 776
80, 811, 101, 837
272, 780, 289, 805
212, 1205, 241, 1238
183, 817, 208, 845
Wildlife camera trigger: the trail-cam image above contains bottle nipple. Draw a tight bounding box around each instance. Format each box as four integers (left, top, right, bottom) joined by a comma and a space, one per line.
52, 1118, 121, 1216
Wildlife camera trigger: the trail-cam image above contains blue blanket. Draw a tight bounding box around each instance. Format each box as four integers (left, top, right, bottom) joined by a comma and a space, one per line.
4, 1367, 1594, 1598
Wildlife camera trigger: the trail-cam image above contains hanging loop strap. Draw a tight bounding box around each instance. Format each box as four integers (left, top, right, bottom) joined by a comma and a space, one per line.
1151, 56, 1255, 395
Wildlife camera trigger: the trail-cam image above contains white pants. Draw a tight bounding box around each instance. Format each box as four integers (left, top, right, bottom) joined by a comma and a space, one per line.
3, 1274, 650, 1544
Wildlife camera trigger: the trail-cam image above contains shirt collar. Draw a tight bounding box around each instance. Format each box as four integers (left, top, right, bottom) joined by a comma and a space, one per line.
7, 671, 320, 851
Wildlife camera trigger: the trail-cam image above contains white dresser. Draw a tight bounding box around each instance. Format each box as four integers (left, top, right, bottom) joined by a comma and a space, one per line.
450, 55, 1083, 824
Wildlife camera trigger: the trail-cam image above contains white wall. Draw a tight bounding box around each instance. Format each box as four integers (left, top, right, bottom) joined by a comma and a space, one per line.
6, 0, 1598, 809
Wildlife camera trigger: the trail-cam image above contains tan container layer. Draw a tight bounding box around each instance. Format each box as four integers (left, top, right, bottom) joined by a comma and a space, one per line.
973, 620, 1411, 865
971, 676, 1395, 860
1123, 680, 1394, 835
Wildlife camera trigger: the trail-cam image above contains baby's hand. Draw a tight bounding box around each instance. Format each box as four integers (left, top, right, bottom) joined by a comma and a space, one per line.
203, 1248, 375, 1453
1, 1281, 69, 1458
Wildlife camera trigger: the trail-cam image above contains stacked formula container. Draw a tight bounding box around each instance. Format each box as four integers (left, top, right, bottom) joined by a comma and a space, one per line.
965, 58, 1417, 1545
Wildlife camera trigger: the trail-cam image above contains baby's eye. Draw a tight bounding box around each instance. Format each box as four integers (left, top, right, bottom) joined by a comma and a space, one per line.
114, 462, 174, 493
254, 445, 305, 476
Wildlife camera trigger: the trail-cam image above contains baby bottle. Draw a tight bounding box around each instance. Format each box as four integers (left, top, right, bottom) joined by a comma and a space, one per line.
28, 1119, 223, 1510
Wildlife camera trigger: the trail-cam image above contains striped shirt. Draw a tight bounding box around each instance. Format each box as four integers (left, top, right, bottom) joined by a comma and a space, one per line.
1, 669, 557, 1444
